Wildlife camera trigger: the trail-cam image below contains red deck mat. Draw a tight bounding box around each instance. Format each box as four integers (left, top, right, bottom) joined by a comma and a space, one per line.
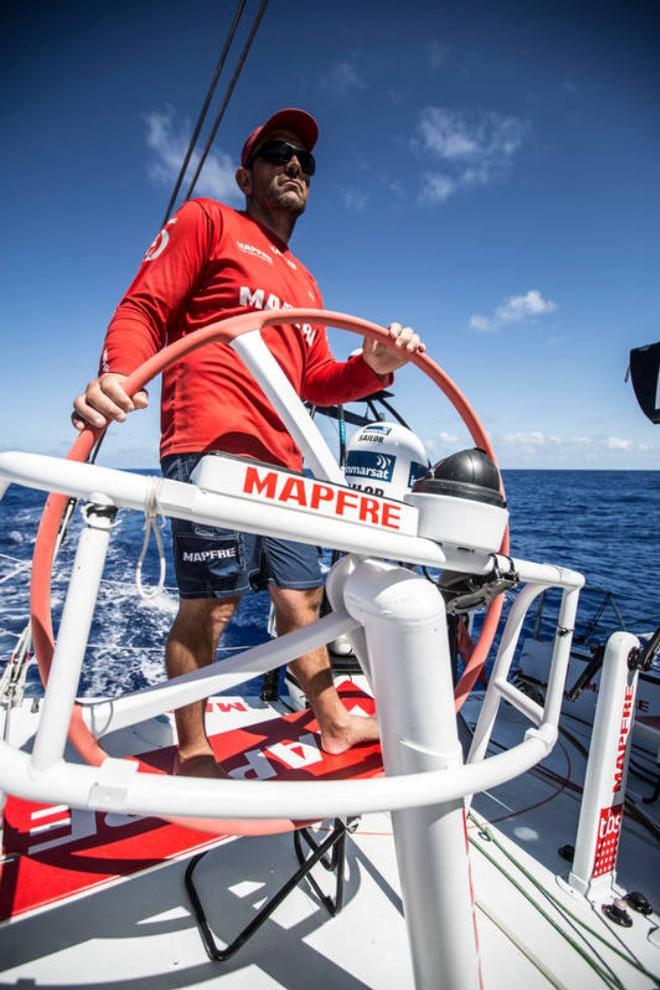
1, 684, 381, 921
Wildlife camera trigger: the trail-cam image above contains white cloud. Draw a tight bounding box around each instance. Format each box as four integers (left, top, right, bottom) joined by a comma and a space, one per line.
424, 430, 463, 458
415, 107, 526, 203
542, 435, 593, 447
607, 436, 633, 450
386, 179, 406, 200
343, 187, 368, 211
469, 314, 492, 332
421, 173, 456, 204
422, 429, 654, 468
322, 60, 366, 97
498, 432, 646, 454
470, 289, 557, 333
144, 109, 240, 205
503, 431, 546, 446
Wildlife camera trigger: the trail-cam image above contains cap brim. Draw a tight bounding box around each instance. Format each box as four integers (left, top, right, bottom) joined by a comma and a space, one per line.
241, 108, 319, 167
257, 108, 319, 152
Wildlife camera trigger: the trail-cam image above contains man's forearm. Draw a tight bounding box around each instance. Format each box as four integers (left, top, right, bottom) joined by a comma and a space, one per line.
302, 353, 393, 407
100, 302, 166, 376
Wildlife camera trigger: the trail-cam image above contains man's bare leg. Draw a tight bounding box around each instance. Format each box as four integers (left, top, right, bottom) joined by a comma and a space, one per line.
270, 585, 379, 755
165, 596, 241, 776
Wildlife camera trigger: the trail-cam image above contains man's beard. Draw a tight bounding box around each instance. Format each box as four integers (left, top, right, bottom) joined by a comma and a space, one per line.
266, 177, 307, 217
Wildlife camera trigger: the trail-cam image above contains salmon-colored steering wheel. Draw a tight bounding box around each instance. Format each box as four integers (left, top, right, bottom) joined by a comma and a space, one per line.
30, 309, 508, 792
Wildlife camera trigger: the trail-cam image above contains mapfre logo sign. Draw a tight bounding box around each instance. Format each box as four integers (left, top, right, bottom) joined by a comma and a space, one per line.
243, 465, 405, 530
191, 455, 419, 538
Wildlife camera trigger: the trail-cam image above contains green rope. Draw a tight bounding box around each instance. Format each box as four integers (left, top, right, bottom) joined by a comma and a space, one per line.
472, 814, 657, 978
469, 831, 624, 989
468, 812, 660, 986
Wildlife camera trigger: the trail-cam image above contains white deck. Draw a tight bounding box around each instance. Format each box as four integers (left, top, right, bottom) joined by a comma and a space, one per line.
1, 691, 658, 989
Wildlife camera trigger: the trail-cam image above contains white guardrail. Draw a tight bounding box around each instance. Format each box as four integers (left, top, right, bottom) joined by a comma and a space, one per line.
0, 318, 589, 990
0, 446, 583, 821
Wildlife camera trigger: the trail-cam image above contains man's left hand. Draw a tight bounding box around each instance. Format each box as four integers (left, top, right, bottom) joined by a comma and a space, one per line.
361, 323, 425, 377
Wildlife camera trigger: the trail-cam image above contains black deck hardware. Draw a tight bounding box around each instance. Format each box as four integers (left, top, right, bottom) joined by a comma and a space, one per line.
185, 818, 350, 962
292, 816, 360, 916
629, 627, 660, 673
601, 902, 633, 927
624, 890, 654, 916
259, 668, 280, 702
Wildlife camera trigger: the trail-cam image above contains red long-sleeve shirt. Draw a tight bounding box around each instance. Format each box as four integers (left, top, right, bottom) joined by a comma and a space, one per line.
101, 199, 389, 470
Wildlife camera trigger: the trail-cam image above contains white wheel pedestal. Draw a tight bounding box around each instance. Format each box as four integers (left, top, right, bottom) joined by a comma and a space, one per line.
341, 560, 482, 990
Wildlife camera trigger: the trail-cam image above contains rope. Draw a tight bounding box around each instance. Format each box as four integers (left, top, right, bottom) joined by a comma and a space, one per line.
0, 551, 32, 565
474, 899, 570, 990
469, 825, 624, 988
184, 0, 269, 201
135, 478, 167, 600
468, 812, 660, 985
0, 561, 30, 586
161, 0, 248, 224
0, 623, 33, 717
338, 404, 346, 468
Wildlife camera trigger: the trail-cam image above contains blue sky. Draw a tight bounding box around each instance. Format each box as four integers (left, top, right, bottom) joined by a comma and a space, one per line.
2, 0, 659, 469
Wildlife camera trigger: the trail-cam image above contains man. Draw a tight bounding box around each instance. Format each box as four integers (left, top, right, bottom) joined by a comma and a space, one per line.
73, 108, 424, 777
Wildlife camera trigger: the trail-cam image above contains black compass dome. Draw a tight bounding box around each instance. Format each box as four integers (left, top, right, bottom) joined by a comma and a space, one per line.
412, 447, 506, 508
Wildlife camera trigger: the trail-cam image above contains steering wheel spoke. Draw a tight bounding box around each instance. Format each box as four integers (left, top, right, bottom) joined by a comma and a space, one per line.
231, 328, 344, 484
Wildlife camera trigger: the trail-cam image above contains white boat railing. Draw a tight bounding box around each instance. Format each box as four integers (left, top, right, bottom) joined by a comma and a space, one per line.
0, 465, 583, 990
0, 311, 587, 990
0, 448, 583, 819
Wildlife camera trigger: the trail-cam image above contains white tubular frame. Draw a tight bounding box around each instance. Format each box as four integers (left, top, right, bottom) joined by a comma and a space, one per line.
468, 582, 582, 768
0, 447, 583, 820
0, 315, 588, 990
84, 608, 360, 738
569, 631, 640, 897
0, 716, 555, 820
31, 495, 116, 771
343, 560, 483, 989
0, 451, 579, 583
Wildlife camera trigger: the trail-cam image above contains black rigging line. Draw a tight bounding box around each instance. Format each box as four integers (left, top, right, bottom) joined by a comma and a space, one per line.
184, 0, 269, 203
161, 0, 248, 226
48, 6, 268, 573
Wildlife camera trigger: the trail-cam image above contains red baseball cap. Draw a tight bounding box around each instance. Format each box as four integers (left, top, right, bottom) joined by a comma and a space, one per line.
240, 108, 319, 167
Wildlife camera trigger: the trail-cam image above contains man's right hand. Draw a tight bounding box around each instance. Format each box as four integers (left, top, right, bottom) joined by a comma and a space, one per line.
72, 373, 149, 431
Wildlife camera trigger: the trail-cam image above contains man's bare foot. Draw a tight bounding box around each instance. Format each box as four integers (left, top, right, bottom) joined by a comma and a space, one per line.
320, 714, 380, 756
173, 753, 228, 778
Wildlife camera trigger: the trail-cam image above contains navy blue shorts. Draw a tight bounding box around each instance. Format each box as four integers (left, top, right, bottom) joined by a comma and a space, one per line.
161, 453, 324, 600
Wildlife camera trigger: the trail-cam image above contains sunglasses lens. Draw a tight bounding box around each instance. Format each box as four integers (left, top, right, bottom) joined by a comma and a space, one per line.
255, 142, 315, 176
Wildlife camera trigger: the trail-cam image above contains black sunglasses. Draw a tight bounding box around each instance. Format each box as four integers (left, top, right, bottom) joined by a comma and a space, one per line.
250, 140, 316, 176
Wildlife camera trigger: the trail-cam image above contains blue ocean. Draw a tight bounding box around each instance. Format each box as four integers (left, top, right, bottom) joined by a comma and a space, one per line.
0, 469, 658, 698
